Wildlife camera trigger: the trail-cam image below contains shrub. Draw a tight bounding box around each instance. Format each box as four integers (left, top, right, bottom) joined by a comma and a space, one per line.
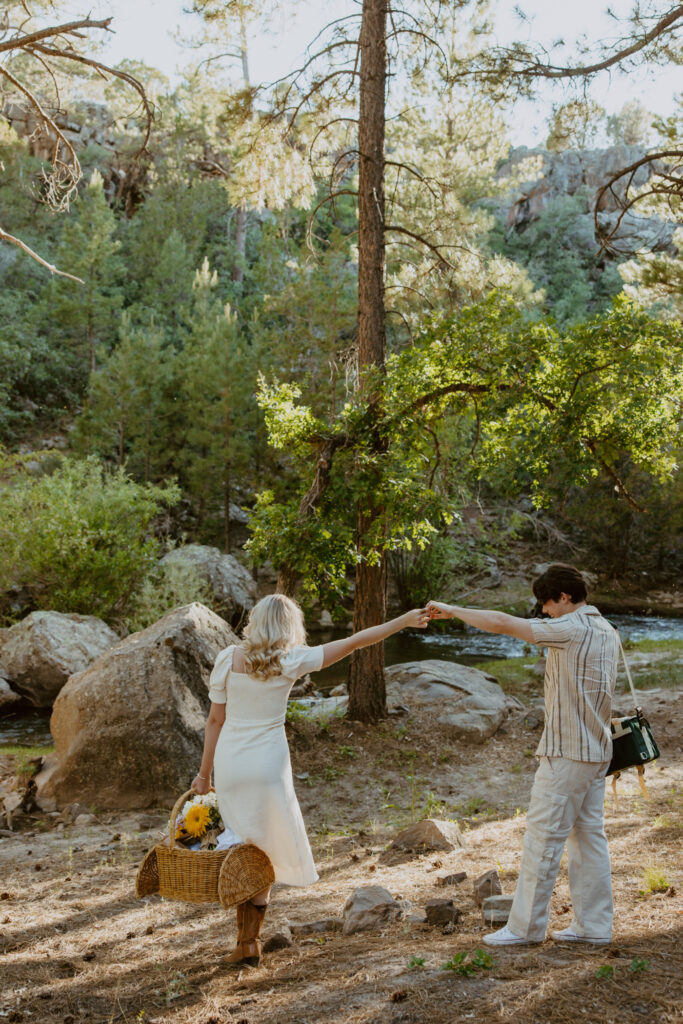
0, 454, 180, 626
126, 558, 213, 633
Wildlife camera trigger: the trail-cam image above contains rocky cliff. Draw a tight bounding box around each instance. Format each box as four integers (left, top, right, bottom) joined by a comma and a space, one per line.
495, 145, 677, 255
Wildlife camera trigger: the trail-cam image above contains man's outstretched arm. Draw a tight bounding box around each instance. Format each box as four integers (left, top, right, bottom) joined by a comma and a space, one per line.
427, 601, 535, 643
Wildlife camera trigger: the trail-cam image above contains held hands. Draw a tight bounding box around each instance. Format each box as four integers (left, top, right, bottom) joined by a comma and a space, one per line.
403, 607, 431, 629
191, 773, 211, 795
426, 600, 452, 620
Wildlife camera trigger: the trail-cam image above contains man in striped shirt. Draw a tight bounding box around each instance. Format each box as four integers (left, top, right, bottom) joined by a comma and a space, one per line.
427, 563, 618, 946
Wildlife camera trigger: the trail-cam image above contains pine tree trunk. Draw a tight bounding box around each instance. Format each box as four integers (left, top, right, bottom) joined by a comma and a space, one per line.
347, 0, 388, 724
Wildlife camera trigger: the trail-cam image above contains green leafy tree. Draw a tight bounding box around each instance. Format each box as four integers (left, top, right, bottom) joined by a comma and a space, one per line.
248, 296, 681, 611
0, 455, 179, 626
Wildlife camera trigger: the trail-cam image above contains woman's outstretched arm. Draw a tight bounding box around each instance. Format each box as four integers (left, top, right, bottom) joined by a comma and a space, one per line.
321, 608, 429, 668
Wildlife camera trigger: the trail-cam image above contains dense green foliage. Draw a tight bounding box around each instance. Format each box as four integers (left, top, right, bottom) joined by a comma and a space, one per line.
0, 456, 180, 625
247, 297, 682, 607
1, 9, 681, 622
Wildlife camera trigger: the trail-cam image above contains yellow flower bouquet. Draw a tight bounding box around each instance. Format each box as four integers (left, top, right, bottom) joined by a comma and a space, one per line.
175, 792, 224, 851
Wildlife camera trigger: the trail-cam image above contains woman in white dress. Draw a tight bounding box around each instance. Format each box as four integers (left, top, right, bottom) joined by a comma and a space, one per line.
191, 593, 429, 967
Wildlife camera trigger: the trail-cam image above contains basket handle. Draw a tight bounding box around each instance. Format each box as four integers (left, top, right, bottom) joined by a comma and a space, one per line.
168, 787, 216, 849
169, 789, 194, 850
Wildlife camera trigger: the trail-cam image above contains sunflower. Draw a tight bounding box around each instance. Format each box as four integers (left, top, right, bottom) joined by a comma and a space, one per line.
184, 804, 211, 838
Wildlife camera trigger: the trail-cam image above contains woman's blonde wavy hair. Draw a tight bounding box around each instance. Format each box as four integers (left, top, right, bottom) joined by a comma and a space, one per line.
241, 593, 307, 680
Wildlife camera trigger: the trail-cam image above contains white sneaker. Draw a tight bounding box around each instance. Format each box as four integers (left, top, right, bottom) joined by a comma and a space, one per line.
483, 924, 537, 946
550, 927, 611, 945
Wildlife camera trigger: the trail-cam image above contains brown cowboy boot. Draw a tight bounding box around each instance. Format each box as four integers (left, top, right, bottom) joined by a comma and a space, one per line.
224, 900, 267, 968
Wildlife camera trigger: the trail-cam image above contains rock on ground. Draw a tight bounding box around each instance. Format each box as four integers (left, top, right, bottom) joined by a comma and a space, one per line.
436, 870, 468, 886
34, 603, 236, 811
482, 894, 514, 925
388, 818, 465, 854
262, 927, 293, 953
287, 918, 342, 936
385, 660, 509, 742
473, 869, 503, 906
343, 885, 404, 935
424, 898, 462, 926
0, 612, 119, 707
161, 545, 257, 623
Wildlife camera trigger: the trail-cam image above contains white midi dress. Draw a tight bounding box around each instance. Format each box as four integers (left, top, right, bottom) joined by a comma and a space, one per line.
208, 644, 324, 887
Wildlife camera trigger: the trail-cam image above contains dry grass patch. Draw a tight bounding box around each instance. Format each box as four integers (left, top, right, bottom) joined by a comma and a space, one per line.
1, 689, 681, 1024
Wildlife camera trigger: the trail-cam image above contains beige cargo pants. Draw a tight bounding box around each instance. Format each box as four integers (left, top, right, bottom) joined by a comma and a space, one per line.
507, 756, 613, 941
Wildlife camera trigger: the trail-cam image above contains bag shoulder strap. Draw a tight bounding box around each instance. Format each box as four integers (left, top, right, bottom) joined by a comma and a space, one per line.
616, 630, 641, 713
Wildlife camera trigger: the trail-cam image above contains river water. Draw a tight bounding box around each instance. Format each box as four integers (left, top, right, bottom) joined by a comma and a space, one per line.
2, 614, 682, 747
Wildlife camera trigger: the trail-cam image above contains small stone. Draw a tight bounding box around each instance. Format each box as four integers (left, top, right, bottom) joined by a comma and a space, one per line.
388, 818, 465, 855
287, 918, 342, 937
407, 912, 427, 924
73, 813, 96, 826
424, 898, 462, 927
523, 708, 545, 730
482, 894, 514, 925
473, 869, 502, 906
262, 927, 293, 952
442, 921, 457, 934
137, 814, 165, 831
343, 885, 404, 935
436, 870, 468, 886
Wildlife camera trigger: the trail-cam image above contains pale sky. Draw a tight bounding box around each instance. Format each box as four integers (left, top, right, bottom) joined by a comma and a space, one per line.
84, 0, 680, 144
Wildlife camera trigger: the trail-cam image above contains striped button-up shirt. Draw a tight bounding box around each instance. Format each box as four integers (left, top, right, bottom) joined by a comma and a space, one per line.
530, 605, 618, 762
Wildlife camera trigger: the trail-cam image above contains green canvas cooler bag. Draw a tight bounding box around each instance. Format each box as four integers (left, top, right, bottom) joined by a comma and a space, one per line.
607, 634, 660, 802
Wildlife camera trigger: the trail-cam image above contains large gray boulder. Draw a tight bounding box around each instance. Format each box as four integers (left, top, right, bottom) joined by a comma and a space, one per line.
161, 545, 257, 622
385, 660, 509, 742
34, 603, 237, 811
0, 611, 119, 707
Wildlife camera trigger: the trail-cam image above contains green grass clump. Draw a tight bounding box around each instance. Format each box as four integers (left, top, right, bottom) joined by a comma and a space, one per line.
0, 743, 54, 773
640, 865, 670, 894
475, 658, 542, 698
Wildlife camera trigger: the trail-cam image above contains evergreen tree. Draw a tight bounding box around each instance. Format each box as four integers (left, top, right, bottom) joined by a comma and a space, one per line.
81, 314, 172, 481
174, 258, 250, 548
47, 169, 123, 387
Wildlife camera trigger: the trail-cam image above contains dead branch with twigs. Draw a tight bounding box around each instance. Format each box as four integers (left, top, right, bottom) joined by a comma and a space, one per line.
594, 149, 683, 254
0, 3, 151, 279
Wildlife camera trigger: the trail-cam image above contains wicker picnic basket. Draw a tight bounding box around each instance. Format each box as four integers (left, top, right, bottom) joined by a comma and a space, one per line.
135, 788, 274, 907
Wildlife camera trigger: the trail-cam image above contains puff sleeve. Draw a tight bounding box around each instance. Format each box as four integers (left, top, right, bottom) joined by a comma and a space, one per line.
207, 645, 234, 704
279, 644, 325, 680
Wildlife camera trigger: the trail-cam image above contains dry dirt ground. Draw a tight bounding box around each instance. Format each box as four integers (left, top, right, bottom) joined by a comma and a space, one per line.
1, 689, 681, 1024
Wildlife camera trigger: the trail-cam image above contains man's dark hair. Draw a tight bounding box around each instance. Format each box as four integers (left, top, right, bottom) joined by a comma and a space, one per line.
532, 563, 588, 605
